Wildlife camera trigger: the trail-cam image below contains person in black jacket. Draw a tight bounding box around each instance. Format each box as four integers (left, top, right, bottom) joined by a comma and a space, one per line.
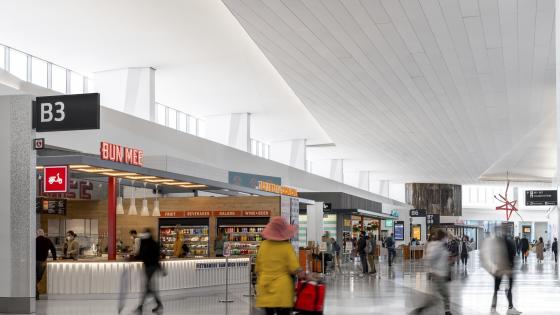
357, 231, 368, 274
520, 236, 530, 263
36, 229, 57, 299
490, 235, 521, 315
135, 228, 163, 314
552, 238, 558, 263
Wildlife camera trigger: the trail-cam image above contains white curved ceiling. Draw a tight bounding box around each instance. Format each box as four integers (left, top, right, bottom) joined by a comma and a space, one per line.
0, 0, 330, 143
222, 0, 556, 183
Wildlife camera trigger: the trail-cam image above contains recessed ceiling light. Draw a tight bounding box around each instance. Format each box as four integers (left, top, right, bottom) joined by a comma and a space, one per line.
126, 176, 158, 180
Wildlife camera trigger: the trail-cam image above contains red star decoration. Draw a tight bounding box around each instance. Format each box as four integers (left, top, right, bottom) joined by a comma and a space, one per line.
494, 180, 518, 221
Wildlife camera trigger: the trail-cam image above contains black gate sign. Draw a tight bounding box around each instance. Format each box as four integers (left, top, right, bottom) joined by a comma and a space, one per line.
525, 190, 557, 206
33, 93, 100, 132
410, 209, 427, 217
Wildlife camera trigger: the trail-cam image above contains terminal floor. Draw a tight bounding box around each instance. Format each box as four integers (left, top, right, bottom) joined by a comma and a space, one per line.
35, 252, 560, 315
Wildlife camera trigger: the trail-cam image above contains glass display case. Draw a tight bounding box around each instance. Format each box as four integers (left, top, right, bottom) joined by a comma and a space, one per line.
159, 218, 210, 257
220, 225, 265, 256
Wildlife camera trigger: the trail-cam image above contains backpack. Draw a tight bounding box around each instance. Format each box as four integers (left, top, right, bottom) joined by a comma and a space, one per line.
386, 237, 394, 249
448, 240, 459, 256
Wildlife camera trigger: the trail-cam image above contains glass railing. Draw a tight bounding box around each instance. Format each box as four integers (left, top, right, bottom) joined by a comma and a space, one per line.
0, 43, 90, 94
155, 102, 206, 138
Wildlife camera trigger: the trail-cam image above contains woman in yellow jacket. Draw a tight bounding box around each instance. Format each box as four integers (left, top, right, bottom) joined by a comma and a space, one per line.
256, 216, 301, 315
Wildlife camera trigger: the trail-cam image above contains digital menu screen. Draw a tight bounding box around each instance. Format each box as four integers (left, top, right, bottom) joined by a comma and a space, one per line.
394, 221, 405, 241
36, 197, 66, 215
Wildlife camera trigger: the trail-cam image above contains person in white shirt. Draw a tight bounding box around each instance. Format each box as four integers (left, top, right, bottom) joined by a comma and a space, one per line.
411, 229, 452, 315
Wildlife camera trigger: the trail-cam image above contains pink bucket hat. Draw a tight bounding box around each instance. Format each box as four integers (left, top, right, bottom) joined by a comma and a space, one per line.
262, 216, 297, 241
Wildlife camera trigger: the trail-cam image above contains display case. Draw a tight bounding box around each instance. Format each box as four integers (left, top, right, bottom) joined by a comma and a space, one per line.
159, 218, 209, 257
221, 225, 264, 256
218, 217, 269, 256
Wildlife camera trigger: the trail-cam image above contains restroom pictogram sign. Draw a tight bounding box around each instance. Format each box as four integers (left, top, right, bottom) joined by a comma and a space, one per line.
43, 166, 68, 193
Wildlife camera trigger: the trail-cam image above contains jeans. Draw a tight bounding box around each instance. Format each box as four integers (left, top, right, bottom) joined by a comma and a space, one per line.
492, 275, 513, 309
461, 255, 468, 265
388, 249, 395, 266
360, 253, 368, 273
264, 308, 291, 315
138, 265, 162, 310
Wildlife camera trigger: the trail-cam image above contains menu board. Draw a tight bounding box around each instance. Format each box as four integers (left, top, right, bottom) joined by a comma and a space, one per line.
36, 197, 66, 215
394, 221, 405, 241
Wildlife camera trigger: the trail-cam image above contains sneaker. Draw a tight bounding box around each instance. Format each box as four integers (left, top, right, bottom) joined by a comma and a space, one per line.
445, 312, 452, 315
506, 307, 522, 315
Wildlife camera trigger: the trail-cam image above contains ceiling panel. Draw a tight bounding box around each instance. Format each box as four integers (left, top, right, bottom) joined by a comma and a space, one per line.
223, 0, 556, 183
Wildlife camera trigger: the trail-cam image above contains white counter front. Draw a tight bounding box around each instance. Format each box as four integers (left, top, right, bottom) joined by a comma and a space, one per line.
47, 258, 250, 296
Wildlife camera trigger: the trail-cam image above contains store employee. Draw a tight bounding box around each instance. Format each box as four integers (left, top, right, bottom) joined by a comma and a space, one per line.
63, 230, 80, 260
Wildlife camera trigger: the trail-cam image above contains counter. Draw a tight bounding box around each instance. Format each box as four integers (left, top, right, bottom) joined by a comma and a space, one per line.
46, 258, 250, 297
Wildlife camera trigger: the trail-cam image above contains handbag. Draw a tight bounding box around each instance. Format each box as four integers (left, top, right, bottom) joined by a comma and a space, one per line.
294, 279, 325, 313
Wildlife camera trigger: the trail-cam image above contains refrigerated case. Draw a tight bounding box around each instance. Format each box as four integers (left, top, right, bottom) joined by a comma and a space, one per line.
159, 218, 209, 257
217, 217, 268, 256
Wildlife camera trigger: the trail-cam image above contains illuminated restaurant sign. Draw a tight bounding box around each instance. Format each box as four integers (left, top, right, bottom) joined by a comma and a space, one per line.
257, 181, 298, 197
100, 141, 144, 167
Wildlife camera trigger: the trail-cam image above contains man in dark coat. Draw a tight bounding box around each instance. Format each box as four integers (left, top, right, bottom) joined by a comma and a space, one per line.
357, 231, 368, 274
520, 236, 530, 263
135, 228, 163, 314
36, 229, 57, 299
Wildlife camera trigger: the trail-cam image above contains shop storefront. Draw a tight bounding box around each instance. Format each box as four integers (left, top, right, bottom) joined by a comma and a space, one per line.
35, 145, 296, 298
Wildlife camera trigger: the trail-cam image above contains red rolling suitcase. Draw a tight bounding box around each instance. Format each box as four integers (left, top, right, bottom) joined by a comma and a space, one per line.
294, 279, 325, 314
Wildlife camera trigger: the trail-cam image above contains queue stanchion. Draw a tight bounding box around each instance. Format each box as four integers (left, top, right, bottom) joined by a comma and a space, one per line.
219, 242, 234, 303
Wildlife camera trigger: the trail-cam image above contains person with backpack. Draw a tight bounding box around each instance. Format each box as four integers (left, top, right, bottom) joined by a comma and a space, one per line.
135, 228, 163, 314
386, 233, 396, 267
367, 232, 377, 274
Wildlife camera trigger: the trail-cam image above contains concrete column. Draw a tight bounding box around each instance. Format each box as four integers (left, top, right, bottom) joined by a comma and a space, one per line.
555, 0, 560, 274
0, 95, 36, 313
204, 113, 251, 152
93, 67, 156, 121
270, 139, 306, 170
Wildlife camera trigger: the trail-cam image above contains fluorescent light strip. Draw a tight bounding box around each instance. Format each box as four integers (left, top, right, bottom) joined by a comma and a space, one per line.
126, 176, 158, 180
163, 182, 193, 186
69, 165, 91, 169
76, 168, 115, 173
179, 184, 207, 189
101, 172, 138, 177
145, 179, 175, 183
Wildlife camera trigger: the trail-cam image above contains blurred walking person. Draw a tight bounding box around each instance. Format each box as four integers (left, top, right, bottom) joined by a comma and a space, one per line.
256, 217, 302, 315
367, 232, 377, 274
357, 231, 368, 274
480, 232, 521, 315
36, 229, 56, 299
535, 237, 544, 264
411, 229, 452, 315
135, 228, 163, 314
552, 238, 558, 263
386, 233, 396, 267
520, 236, 529, 263
460, 235, 470, 268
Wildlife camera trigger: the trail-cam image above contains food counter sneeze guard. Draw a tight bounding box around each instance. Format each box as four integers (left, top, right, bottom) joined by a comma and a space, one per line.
46, 258, 250, 297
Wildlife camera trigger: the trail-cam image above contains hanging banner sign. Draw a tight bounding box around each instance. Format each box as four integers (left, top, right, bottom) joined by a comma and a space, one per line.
33, 93, 100, 132
43, 166, 68, 193
100, 141, 144, 167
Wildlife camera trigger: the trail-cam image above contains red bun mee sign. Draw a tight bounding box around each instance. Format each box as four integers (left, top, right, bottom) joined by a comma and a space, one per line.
100, 141, 144, 167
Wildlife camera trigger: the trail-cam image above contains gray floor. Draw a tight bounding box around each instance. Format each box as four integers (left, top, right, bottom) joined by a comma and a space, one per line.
35, 251, 560, 315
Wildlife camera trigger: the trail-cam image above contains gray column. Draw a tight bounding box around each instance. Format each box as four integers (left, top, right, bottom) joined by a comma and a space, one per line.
0, 95, 36, 313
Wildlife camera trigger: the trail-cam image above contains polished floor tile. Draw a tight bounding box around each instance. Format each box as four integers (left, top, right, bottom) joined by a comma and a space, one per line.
35, 251, 560, 315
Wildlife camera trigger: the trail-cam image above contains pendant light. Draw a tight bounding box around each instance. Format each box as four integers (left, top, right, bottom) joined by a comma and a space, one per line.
116, 178, 124, 215
128, 180, 138, 216
152, 184, 161, 217
140, 182, 150, 216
